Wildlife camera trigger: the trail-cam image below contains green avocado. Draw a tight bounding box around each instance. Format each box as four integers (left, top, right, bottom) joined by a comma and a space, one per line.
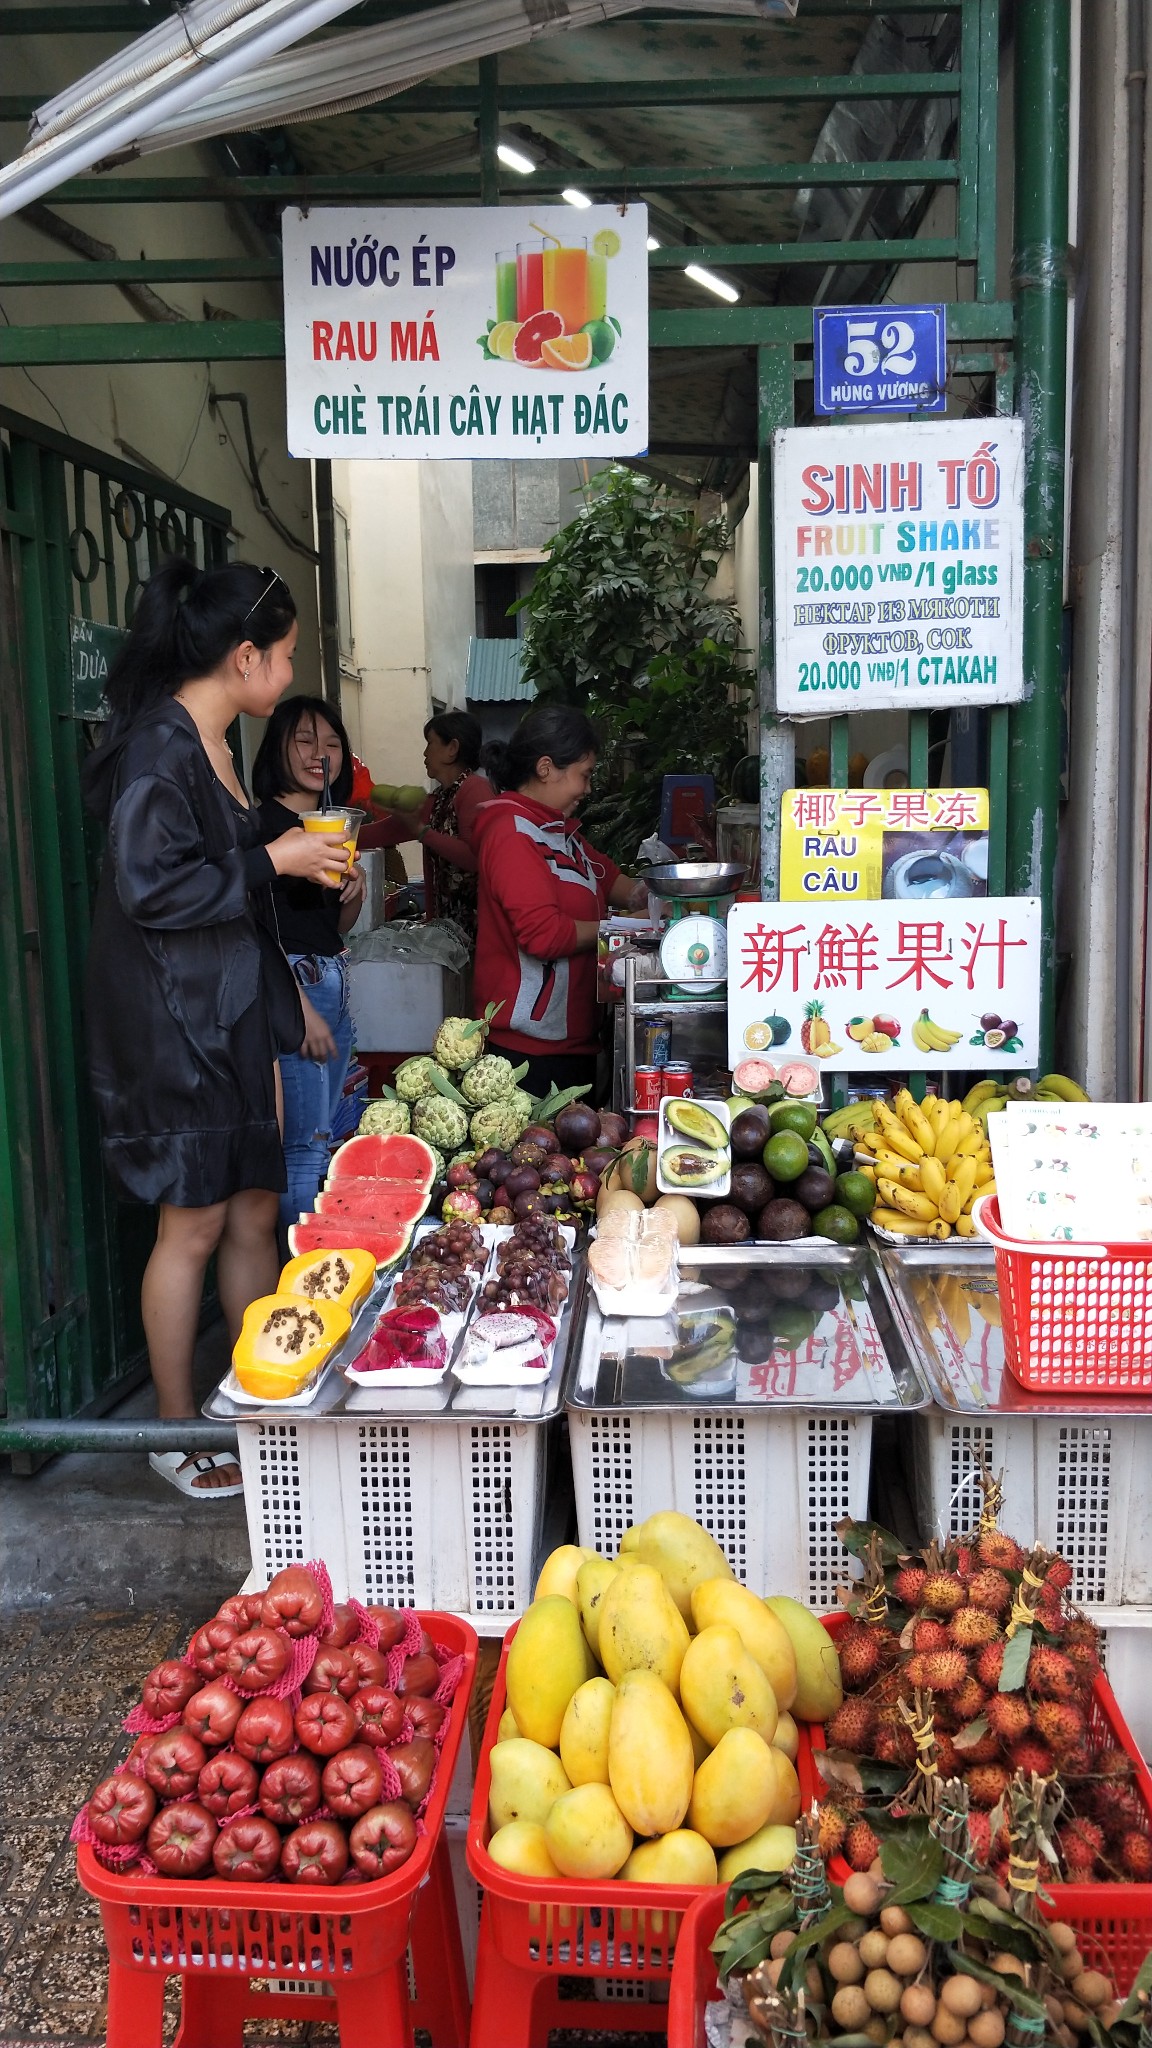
662, 1145, 728, 1188
665, 1099, 728, 1149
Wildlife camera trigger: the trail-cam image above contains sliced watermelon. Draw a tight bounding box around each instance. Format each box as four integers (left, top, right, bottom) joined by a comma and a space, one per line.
288, 1216, 413, 1269
328, 1132, 437, 1193
316, 1180, 429, 1227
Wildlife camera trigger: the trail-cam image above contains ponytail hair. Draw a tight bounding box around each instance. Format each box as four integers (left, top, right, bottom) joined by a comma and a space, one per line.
482, 704, 600, 793
104, 557, 296, 723
424, 708, 482, 771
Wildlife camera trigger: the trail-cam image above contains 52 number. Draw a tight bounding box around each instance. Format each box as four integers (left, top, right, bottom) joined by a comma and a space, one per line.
842, 319, 918, 378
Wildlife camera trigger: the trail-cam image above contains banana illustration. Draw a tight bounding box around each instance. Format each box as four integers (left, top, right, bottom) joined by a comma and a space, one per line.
913, 1010, 963, 1053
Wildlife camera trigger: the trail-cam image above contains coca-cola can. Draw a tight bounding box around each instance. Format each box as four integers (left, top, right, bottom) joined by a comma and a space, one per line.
662, 1063, 694, 1098
633, 1066, 664, 1112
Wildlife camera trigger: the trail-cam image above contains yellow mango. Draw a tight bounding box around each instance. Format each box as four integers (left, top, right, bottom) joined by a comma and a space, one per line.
717, 1823, 797, 1886
621, 1830, 717, 1886
619, 1524, 642, 1554
560, 1676, 615, 1786
497, 1708, 521, 1743
535, 1543, 596, 1605
544, 1782, 633, 1880
679, 1625, 778, 1748
488, 1738, 571, 1830
771, 1711, 799, 1763
762, 1597, 843, 1721
634, 1510, 734, 1623
576, 1555, 622, 1661
687, 1728, 779, 1847
598, 1564, 690, 1693
690, 1579, 797, 1710
608, 1670, 694, 1836
487, 1819, 563, 1878
507, 1594, 596, 1748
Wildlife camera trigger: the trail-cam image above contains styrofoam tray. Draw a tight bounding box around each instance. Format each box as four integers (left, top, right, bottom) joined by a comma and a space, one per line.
218, 1364, 332, 1410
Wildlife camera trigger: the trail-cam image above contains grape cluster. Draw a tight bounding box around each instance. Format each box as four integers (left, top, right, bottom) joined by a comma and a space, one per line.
393, 1266, 474, 1316
481, 1249, 568, 1313
496, 1217, 570, 1270
410, 1222, 487, 1273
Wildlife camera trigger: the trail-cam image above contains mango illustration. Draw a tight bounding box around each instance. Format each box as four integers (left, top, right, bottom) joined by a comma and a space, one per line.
687, 1728, 779, 1847
717, 1823, 797, 1886
762, 1596, 843, 1721
576, 1555, 622, 1661
772, 1710, 799, 1762
633, 1510, 734, 1623
487, 1819, 563, 1878
690, 1578, 798, 1710
679, 1624, 778, 1748
608, 1670, 694, 1837
544, 1782, 633, 1880
598, 1563, 690, 1693
488, 1738, 571, 1830
507, 1594, 596, 1748
621, 1830, 717, 1886
535, 1543, 596, 1606
560, 1676, 615, 1786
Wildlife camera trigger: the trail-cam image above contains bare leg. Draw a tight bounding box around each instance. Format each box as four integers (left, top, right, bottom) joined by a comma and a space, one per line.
217, 1186, 281, 1341
142, 1202, 242, 1491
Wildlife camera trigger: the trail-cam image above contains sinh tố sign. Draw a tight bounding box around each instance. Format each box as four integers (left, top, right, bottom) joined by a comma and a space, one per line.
282, 206, 649, 459
772, 418, 1024, 713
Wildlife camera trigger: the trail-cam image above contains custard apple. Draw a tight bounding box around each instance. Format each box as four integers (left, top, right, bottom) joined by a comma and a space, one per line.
357, 1096, 411, 1138
460, 1054, 527, 1107
425, 1145, 446, 1180
395, 1055, 449, 1103
469, 1095, 532, 1152
411, 1093, 469, 1151
433, 1014, 489, 1073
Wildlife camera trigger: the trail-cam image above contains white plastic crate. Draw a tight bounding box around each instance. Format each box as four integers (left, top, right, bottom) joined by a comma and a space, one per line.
909, 1414, 1152, 1607
1094, 1608, 1152, 1764
236, 1415, 550, 1628
567, 1409, 872, 1612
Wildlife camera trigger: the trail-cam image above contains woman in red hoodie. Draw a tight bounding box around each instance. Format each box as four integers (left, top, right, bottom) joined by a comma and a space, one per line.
473, 707, 646, 1096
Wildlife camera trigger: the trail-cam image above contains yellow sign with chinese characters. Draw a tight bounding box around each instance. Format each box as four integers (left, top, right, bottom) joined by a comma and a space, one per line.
779, 787, 989, 901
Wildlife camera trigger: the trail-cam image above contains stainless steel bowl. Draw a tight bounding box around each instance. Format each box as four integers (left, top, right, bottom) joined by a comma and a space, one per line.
641, 861, 746, 900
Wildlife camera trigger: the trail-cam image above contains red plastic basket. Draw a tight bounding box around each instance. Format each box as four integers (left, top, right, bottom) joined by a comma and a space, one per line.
666, 1886, 725, 2048
806, 1612, 1152, 1992
972, 1194, 1152, 1392
77, 1612, 477, 2044
466, 1621, 702, 1984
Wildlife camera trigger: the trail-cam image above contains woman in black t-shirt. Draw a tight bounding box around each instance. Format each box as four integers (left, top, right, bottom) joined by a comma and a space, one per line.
253, 697, 366, 1230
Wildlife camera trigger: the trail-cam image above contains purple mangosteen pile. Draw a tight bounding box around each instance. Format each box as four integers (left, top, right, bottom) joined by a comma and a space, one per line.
439, 1104, 629, 1228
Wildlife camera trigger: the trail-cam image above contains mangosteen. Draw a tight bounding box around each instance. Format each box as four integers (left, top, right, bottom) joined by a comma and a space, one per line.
488, 1204, 514, 1227
511, 1140, 549, 1169
487, 1158, 513, 1187
475, 1148, 504, 1178
569, 1169, 600, 1206
520, 1123, 560, 1154
757, 1199, 813, 1242
503, 1166, 541, 1199
539, 1191, 566, 1215
763, 1268, 812, 1301
794, 1166, 836, 1212
738, 1326, 777, 1366
802, 1275, 841, 1314
699, 1204, 752, 1245
730, 1107, 773, 1160
541, 1155, 574, 1182
580, 1145, 617, 1181
598, 1110, 628, 1148
473, 1179, 495, 1210
729, 1162, 775, 1216
553, 1102, 601, 1154
513, 1190, 546, 1218
446, 1162, 478, 1190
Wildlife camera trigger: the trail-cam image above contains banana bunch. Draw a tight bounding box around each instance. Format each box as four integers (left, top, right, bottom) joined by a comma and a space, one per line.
854, 1089, 996, 1239
911, 1009, 963, 1055
962, 1073, 1090, 1134
822, 1098, 879, 1144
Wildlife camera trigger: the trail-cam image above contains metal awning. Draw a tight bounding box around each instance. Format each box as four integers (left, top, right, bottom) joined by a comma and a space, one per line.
466, 637, 535, 702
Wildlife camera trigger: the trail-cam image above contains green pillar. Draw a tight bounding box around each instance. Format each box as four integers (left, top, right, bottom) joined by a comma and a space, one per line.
757, 343, 796, 900
1009, 0, 1070, 1068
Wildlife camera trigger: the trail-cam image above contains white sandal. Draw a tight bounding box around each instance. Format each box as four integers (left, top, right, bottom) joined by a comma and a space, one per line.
148, 1449, 244, 1499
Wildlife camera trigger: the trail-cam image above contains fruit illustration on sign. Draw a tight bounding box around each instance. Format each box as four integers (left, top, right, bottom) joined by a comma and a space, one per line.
480, 230, 623, 370
847, 1016, 875, 1042
800, 999, 831, 1052
969, 1010, 1023, 1053
912, 1010, 964, 1053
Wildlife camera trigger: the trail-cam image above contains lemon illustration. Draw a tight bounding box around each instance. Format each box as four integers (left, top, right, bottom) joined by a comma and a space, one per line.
488, 320, 521, 362
593, 228, 621, 259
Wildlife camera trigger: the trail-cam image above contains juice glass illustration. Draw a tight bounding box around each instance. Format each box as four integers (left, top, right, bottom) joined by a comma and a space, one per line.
542, 238, 588, 333
516, 241, 544, 321
495, 251, 517, 325
587, 251, 608, 321
302, 807, 364, 887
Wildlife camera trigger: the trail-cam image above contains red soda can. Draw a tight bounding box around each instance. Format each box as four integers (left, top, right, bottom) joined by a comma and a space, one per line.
633, 1066, 664, 1112
662, 1063, 694, 1098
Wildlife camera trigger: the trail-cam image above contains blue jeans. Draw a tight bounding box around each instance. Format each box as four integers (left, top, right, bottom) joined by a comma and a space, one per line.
279, 953, 353, 1231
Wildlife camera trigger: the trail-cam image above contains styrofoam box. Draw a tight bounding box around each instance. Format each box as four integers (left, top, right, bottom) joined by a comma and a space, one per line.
909, 1414, 1152, 1607
568, 1410, 872, 1613
348, 960, 466, 1052
235, 1414, 550, 1630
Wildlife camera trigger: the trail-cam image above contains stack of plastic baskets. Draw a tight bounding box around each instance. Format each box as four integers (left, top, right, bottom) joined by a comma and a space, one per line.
77, 1611, 477, 2048
666, 1887, 726, 2048
973, 1194, 1152, 1393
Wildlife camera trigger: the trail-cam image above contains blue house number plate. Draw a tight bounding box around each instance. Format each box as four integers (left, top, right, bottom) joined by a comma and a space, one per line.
813, 304, 947, 416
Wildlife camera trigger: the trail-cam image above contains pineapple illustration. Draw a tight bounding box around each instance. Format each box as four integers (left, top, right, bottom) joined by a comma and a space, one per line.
800, 999, 831, 1052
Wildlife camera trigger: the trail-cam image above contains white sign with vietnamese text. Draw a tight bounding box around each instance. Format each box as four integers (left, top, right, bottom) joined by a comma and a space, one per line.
727, 898, 1041, 1071
282, 206, 648, 459
772, 418, 1024, 713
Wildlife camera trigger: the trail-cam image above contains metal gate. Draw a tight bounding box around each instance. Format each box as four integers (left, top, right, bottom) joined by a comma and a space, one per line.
0, 406, 232, 1441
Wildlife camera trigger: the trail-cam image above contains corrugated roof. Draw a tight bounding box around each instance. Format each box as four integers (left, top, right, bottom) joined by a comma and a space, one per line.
465, 637, 535, 703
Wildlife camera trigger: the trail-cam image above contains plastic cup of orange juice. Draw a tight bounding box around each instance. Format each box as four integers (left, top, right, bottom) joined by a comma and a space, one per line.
302, 807, 364, 886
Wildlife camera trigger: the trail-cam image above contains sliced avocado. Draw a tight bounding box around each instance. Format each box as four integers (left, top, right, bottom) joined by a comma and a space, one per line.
810, 1128, 836, 1175
665, 1099, 728, 1149
662, 1145, 728, 1187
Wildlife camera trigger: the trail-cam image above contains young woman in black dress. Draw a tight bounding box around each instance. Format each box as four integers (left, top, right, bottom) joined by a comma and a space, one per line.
82, 558, 349, 1497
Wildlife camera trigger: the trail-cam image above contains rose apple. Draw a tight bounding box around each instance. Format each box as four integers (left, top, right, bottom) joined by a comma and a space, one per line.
198, 1751, 259, 1818
259, 1753, 322, 1826
406, 1698, 446, 1742
389, 1737, 435, 1809
280, 1818, 348, 1885
215, 1593, 265, 1632
395, 1652, 439, 1699
140, 1660, 201, 1720
88, 1772, 156, 1845
365, 1607, 407, 1651
147, 1800, 217, 1877
322, 1744, 384, 1820
182, 1681, 243, 1747
303, 1646, 359, 1700
143, 1728, 207, 1801
234, 1693, 295, 1764
351, 1685, 404, 1748
260, 1565, 324, 1638
349, 1802, 417, 1878
187, 1616, 238, 1680
212, 1813, 281, 1882
346, 1642, 390, 1690
319, 1603, 359, 1650
294, 1692, 357, 1757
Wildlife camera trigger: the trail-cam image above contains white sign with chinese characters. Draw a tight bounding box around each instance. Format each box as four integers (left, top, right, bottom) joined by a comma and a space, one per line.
727, 899, 1041, 1071
772, 418, 1024, 712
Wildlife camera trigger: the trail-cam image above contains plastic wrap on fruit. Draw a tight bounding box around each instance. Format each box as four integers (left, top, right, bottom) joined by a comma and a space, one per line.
393, 1266, 474, 1315
495, 1216, 571, 1270
408, 1221, 487, 1272
352, 1304, 447, 1374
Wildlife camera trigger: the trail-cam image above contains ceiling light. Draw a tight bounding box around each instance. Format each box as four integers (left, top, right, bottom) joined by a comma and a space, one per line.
646, 235, 661, 251
684, 262, 740, 304
497, 141, 535, 174
561, 186, 593, 208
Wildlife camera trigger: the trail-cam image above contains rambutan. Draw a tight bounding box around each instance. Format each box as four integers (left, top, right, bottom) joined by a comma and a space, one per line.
816, 1800, 854, 1859
1046, 1556, 1074, 1593
967, 1567, 1013, 1615
1032, 1700, 1087, 1756
955, 1543, 975, 1579
1060, 1743, 1095, 1778
949, 1606, 1002, 1650
952, 1676, 989, 1723
1120, 1829, 1152, 1881
920, 1647, 970, 1693
1063, 1614, 1100, 1649
1101, 1784, 1146, 1836
920, 1570, 966, 1616
967, 1810, 992, 1864
837, 1620, 884, 1691
1034, 1594, 1064, 1635
967, 1762, 1011, 1809
826, 1697, 877, 1754
1007, 1736, 1056, 1777
977, 1528, 1025, 1571
1026, 1644, 1079, 1701
844, 1818, 881, 1871
975, 1640, 1006, 1690
1058, 1816, 1104, 1876
911, 1617, 953, 1653
1065, 1638, 1102, 1683
873, 1723, 916, 1768
1096, 1745, 1133, 1780
986, 1692, 1032, 1743
893, 1564, 927, 1608
954, 1725, 1001, 1764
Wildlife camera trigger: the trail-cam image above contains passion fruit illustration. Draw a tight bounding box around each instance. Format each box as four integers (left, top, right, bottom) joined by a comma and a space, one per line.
664, 1100, 727, 1150
983, 1028, 1008, 1048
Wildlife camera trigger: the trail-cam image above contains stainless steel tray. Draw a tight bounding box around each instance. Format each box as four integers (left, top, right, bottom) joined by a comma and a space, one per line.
564, 1244, 929, 1413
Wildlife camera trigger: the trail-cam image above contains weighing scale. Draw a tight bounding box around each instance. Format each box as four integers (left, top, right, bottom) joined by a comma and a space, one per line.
642, 861, 744, 999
